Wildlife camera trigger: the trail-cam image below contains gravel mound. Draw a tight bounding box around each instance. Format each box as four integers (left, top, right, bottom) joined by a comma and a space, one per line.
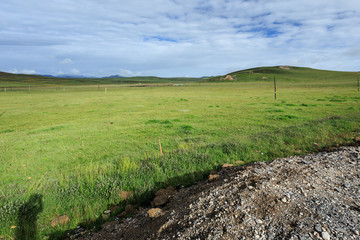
76, 147, 360, 240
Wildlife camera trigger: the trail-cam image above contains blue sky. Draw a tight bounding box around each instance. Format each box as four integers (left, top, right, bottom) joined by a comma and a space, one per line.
1, 0, 360, 77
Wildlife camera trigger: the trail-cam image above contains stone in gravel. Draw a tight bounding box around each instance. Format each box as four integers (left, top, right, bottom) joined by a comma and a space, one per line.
281, 197, 287, 203
50, 214, 70, 227
148, 208, 164, 218
315, 224, 322, 232
103, 210, 111, 214
208, 174, 219, 182
119, 191, 132, 201
155, 186, 176, 197
155, 189, 168, 197
222, 163, 235, 168
153, 195, 168, 206
321, 231, 330, 240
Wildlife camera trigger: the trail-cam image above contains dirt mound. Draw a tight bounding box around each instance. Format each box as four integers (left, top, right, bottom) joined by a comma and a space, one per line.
74, 147, 360, 240
220, 75, 234, 81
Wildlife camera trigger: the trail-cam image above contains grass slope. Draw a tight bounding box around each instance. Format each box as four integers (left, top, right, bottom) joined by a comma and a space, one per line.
207, 66, 359, 85
0, 66, 359, 239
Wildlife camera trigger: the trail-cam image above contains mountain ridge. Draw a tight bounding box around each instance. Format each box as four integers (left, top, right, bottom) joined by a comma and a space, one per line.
0, 66, 358, 87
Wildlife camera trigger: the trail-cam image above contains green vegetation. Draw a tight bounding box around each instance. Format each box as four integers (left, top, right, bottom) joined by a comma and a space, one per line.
0, 66, 359, 239
208, 66, 359, 87
0, 71, 199, 88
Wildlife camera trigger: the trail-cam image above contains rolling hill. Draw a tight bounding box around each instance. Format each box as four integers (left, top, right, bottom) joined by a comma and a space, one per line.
206, 66, 360, 83
0, 71, 200, 87
1, 66, 359, 88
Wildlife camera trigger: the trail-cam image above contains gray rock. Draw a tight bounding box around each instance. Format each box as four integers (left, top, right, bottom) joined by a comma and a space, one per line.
321, 231, 330, 240
315, 224, 322, 232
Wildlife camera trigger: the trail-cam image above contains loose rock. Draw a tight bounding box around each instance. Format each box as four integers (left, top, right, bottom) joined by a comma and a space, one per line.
321, 231, 330, 240
235, 160, 245, 165
222, 163, 235, 168
208, 174, 219, 182
153, 196, 168, 207
147, 208, 163, 218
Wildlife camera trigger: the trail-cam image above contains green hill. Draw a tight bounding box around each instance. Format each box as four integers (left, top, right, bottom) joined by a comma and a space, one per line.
206, 66, 359, 84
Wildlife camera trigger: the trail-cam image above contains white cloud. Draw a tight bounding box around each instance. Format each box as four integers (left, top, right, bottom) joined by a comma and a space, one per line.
60, 58, 73, 64
9, 69, 37, 74
1, 0, 360, 76
70, 69, 80, 74
118, 69, 141, 77
22, 69, 37, 74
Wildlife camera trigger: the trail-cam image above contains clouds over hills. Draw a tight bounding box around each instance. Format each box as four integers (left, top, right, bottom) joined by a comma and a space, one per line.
1, 0, 359, 77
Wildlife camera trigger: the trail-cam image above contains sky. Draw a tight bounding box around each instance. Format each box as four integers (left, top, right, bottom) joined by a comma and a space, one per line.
1, 0, 360, 77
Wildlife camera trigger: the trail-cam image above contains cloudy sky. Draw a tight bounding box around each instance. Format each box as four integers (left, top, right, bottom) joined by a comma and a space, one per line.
1, 0, 360, 77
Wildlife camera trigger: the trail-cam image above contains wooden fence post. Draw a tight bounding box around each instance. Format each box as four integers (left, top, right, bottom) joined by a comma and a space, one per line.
274, 76, 277, 100
159, 138, 163, 156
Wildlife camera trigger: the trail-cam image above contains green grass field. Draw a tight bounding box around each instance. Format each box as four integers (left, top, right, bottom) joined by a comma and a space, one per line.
1, 67, 360, 239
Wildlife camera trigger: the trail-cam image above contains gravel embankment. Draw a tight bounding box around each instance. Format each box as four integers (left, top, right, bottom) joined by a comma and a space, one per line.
76, 146, 360, 240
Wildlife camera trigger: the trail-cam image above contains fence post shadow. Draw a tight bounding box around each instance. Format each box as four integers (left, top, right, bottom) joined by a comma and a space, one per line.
15, 194, 43, 240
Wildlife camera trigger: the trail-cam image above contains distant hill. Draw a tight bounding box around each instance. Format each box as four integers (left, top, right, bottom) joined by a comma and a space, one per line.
0, 71, 199, 87
56, 74, 96, 78
102, 75, 125, 78
205, 66, 360, 83
1, 66, 358, 87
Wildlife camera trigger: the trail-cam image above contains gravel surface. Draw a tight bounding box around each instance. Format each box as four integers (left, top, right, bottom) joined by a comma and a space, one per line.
75, 146, 360, 240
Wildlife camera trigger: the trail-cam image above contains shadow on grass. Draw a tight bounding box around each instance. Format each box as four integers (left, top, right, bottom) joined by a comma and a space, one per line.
15, 194, 43, 240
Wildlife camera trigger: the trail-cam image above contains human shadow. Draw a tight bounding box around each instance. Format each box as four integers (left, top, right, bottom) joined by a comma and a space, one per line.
15, 194, 43, 240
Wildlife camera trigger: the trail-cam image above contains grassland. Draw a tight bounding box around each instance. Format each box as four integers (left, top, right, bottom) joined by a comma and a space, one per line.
0, 66, 359, 239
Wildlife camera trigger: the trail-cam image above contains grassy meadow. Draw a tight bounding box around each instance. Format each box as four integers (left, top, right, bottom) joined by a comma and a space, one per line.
0, 67, 360, 239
